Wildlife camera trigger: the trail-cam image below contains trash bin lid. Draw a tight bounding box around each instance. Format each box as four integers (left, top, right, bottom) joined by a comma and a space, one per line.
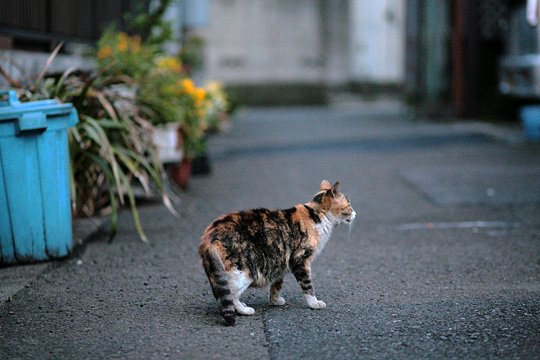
0, 90, 75, 121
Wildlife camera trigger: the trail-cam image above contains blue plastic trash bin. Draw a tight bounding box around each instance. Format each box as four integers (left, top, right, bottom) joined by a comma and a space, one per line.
0, 90, 78, 264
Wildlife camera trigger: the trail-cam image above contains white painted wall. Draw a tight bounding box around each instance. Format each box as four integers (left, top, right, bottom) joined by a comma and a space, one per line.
349, 0, 406, 84
205, 0, 323, 84
201, 0, 405, 86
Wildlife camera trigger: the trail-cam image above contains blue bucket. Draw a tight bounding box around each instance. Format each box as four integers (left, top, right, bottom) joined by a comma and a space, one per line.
520, 105, 540, 141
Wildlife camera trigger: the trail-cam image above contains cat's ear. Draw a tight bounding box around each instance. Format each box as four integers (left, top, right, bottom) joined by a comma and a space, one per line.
331, 181, 340, 195
320, 180, 332, 191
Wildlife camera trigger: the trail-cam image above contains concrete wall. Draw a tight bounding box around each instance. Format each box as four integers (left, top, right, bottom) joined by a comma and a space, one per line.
349, 0, 406, 84
203, 0, 405, 91
319, 0, 351, 86
204, 0, 324, 85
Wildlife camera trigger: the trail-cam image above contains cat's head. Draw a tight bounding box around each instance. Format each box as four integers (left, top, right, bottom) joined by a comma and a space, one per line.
311, 180, 356, 224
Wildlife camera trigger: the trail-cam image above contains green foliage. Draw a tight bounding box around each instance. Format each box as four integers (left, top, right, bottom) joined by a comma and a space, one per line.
96, 29, 231, 159
125, 0, 174, 45
96, 29, 157, 78
179, 35, 205, 72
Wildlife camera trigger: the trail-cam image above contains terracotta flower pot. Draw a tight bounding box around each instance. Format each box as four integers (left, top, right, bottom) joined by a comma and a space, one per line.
169, 158, 191, 190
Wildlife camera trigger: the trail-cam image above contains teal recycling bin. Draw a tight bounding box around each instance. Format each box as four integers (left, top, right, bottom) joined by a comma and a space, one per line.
0, 90, 78, 264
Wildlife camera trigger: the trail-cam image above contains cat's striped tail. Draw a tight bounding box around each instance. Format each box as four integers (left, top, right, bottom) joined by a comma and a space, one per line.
200, 245, 236, 326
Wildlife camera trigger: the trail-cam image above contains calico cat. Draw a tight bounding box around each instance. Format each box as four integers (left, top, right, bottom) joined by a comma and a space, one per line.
199, 180, 356, 326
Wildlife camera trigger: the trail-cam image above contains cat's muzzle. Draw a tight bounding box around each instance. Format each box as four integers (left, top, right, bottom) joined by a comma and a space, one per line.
344, 210, 356, 223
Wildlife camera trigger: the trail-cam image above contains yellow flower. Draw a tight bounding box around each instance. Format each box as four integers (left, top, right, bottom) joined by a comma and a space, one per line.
97, 45, 113, 59
181, 79, 195, 94
156, 56, 182, 73
193, 88, 206, 103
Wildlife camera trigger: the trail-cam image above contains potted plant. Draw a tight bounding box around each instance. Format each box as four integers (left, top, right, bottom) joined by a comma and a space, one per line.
96, 25, 231, 190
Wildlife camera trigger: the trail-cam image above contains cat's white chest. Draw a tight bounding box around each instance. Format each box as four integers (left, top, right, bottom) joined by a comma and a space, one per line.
314, 216, 334, 256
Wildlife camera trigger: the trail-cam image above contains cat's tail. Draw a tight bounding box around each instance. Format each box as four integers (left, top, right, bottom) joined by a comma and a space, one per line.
200, 244, 236, 326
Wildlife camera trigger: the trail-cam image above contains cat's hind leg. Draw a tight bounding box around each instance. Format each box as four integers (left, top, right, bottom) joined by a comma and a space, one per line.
200, 246, 237, 325
229, 269, 255, 315
269, 277, 286, 306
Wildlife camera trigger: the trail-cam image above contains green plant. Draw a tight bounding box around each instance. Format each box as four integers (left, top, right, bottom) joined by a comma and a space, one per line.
140, 75, 209, 159
96, 0, 233, 160
66, 76, 174, 242
179, 35, 205, 72
125, 0, 174, 45
96, 29, 221, 159
97, 29, 157, 78
204, 81, 231, 133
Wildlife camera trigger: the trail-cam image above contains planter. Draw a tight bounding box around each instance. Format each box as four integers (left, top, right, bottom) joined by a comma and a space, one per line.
168, 158, 191, 190
191, 137, 211, 175
191, 152, 211, 175
151, 123, 184, 164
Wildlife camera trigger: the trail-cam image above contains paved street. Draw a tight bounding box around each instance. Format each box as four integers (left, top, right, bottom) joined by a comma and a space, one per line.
1, 99, 540, 359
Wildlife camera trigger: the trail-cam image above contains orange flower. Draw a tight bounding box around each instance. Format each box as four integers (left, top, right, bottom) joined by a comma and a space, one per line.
117, 32, 129, 52
97, 45, 113, 59
181, 79, 195, 94
193, 88, 206, 102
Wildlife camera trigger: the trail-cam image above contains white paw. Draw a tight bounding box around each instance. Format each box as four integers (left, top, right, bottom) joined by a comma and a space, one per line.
307, 299, 326, 309
237, 306, 255, 315
270, 296, 286, 306
234, 301, 256, 315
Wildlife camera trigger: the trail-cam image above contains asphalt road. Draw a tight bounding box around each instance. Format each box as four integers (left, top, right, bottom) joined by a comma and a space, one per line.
1, 100, 539, 359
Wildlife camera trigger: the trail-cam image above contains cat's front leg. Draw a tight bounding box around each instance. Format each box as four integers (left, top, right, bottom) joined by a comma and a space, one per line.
269, 278, 286, 305
291, 261, 326, 309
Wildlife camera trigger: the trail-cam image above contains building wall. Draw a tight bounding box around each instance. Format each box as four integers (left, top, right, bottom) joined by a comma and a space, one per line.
205, 0, 324, 85
349, 0, 406, 84
319, 0, 351, 86
203, 0, 405, 89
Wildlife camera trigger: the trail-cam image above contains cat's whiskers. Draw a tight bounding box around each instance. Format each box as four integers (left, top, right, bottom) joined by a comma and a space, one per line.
347, 219, 355, 241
